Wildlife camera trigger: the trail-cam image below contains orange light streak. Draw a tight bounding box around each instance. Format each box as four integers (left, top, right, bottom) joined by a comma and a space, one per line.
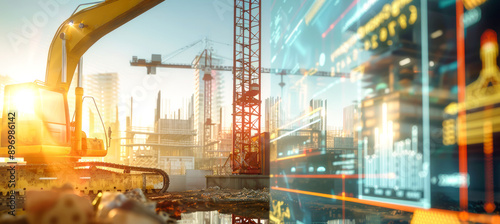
342, 174, 345, 223
271, 187, 500, 223
275, 154, 306, 161
456, 0, 468, 212
274, 150, 325, 162
272, 173, 397, 179
484, 115, 495, 213
272, 186, 417, 212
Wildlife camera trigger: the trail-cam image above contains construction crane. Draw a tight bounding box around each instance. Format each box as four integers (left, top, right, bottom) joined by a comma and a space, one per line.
131, 38, 223, 168
131, 58, 349, 77
232, 0, 261, 174
131, 51, 349, 175
130, 0, 349, 175
0, 0, 169, 194
198, 49, 215, 157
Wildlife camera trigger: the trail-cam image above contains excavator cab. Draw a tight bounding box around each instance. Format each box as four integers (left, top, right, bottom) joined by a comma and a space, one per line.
0, 82, 106, 162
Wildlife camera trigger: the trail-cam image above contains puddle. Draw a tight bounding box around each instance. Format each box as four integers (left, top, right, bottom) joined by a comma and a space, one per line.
178, 211, 269, 224
154, 188, 270, 220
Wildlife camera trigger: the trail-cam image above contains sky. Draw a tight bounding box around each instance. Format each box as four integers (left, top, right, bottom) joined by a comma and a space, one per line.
0, 0, 272, 129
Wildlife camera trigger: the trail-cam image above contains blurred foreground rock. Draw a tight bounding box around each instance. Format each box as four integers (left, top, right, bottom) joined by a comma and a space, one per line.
0, 185, 270, 223
0, 184, 170, 224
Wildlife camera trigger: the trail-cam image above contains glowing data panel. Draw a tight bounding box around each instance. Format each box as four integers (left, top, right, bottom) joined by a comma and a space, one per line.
270, 0, 500, 222
360, 103, 428, 207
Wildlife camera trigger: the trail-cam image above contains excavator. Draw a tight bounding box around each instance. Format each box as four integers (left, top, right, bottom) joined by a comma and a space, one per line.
0, 0, 169, 195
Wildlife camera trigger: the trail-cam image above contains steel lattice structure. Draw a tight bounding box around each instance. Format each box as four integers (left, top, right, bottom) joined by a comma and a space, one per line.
232, 0, 261, 174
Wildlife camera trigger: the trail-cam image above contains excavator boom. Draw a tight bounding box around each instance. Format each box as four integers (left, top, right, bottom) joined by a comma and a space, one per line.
45, 0, 163, 90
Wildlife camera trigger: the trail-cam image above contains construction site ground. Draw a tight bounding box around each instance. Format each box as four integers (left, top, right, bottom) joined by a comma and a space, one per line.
152, 187, 270, 220
0, 187, 270, 222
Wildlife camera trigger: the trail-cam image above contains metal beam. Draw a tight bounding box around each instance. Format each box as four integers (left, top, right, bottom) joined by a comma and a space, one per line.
130, 61, 350, 78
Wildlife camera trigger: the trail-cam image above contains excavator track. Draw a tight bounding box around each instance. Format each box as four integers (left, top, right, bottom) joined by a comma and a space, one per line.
0, 162, 169, 196
75, 161, 169, 193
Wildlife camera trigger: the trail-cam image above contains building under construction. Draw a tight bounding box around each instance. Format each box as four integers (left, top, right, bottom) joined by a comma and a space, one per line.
124, 91, 197, 175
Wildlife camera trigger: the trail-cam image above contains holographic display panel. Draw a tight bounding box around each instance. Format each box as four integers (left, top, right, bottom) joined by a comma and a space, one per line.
270, 0, 500, 222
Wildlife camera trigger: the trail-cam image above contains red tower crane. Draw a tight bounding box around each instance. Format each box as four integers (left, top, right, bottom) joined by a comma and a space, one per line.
232, 0, 262, 174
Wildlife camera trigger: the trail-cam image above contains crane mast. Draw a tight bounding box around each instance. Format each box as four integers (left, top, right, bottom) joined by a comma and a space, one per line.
202, 50, 214, 156
232, 0, 262, 174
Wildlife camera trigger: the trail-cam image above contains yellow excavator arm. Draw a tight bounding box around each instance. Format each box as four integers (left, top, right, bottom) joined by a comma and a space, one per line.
1, 0, 163, 163
45, 0, 163, 90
